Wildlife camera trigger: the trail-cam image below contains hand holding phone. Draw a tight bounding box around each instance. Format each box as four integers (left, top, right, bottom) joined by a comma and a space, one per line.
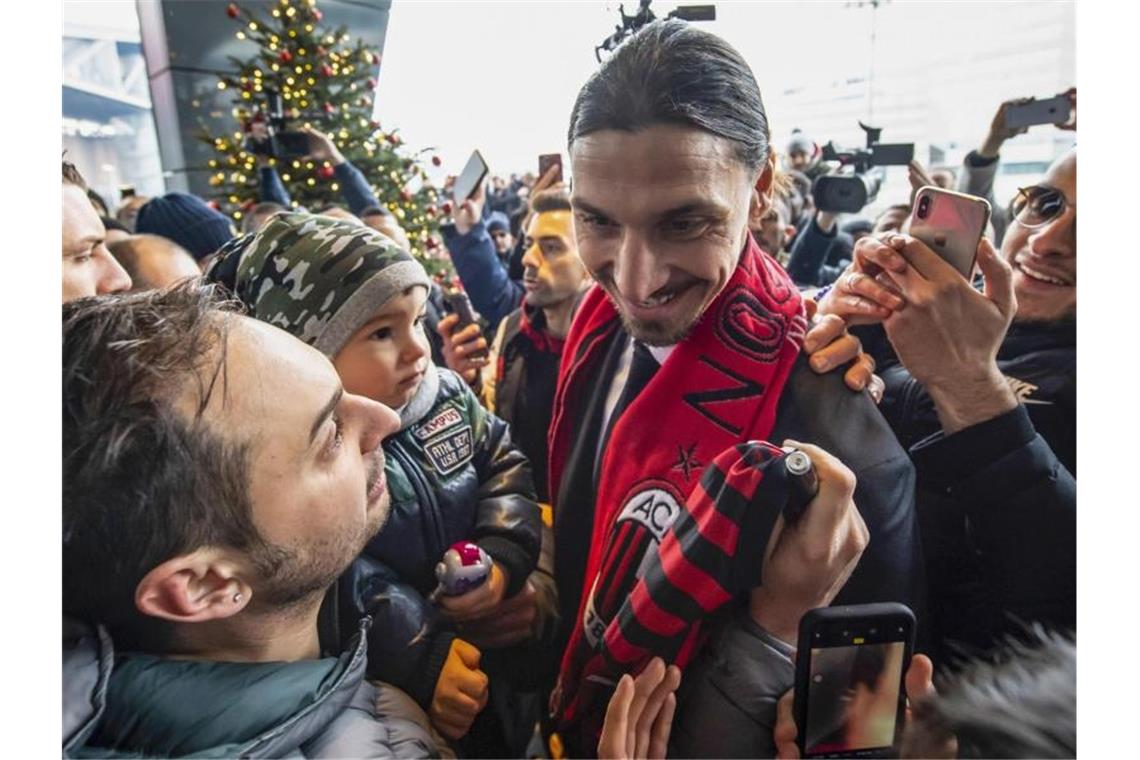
792, 604, 915, 758
453, 150, 490, 206
775, 651, 941, 760
1004, 93, 1073, 131
538, 153, 563, 186
443, 291, 488, 359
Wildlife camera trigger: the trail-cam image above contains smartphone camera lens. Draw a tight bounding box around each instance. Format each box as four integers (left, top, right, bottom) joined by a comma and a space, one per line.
917, 195, 931, 219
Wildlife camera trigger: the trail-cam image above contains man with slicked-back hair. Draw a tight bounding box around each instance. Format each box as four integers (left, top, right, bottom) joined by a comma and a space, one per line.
545, 20, 925, 756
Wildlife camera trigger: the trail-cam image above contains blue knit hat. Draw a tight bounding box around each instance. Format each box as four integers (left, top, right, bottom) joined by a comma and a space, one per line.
486, 211, 511, 234
135, 193, 235, 261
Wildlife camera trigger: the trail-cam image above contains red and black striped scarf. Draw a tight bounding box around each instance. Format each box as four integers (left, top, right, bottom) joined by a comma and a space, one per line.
547, 235, 807, 743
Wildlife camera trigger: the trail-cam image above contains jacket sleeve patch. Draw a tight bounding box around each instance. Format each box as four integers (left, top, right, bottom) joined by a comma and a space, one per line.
424, 426, 474, 476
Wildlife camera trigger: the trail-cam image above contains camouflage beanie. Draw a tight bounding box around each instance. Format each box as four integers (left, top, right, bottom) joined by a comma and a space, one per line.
206, 212, 431, 358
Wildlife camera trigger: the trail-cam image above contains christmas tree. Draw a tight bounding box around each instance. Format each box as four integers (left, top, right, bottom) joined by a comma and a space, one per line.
200, 0, 451, 275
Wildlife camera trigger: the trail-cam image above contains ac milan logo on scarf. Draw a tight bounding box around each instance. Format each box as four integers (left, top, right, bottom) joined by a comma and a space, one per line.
581, 478, 684, 650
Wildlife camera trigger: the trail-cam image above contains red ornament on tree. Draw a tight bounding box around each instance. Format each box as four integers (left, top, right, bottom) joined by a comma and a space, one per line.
367, 78, 378, 89
431, 155, 442, 167
226, 3, 239, 19
400, 189, 413, 202
427, 204, 438, 216
388, 134, 402, 146
317, 165, 336, 180
370, 120, 381, 130
319, 63, 334, 77
312, 8, 323, 21
323, 102, 336, 114
207, 200, 222, 210
279, 50, 293, 63
441, 200, 454, 215
371, 53, 381, 65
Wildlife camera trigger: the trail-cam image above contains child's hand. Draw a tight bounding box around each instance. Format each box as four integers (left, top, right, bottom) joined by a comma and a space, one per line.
438, 561, 508, 621
430, 639, 489, 740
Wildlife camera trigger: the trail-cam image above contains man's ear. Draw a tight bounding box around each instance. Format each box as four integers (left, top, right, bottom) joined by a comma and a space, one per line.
135, 548, 253, 624
748, 149, 778, 227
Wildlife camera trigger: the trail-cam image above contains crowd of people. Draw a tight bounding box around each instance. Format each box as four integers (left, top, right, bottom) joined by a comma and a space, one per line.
61, 18, 1075, 760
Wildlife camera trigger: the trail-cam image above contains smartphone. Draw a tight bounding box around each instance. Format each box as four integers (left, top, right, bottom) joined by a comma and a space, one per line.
443, 290, 488, 359
453, 149, 489, 206
275, 131, 312, 158
909, 186, 991, 278
794, 603, 915, 759
538, 153, 564, 185
1005, 94, 1072, 130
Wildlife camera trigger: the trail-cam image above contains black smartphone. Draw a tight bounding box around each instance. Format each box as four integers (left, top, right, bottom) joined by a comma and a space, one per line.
443, 290, 488, 359
275, 131, 312, 158
538, 153, 563, 185
453, 149, 489, 205
794, 603, 915, 759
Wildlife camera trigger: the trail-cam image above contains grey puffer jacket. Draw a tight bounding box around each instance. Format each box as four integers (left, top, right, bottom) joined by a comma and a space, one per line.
63, 616, 439, 759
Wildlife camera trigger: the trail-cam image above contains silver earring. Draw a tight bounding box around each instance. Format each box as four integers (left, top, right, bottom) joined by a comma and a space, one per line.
233, 592, 243, 604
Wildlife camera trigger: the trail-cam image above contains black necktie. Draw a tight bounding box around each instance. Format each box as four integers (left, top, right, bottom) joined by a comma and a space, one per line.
596, 340, 660, 481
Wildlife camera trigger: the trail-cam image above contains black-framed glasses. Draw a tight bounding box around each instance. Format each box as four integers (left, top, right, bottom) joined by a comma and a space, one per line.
1011, 185, 1075, 230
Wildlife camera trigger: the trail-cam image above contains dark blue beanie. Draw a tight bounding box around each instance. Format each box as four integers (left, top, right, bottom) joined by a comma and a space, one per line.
135, 193, 235, 261
486, 211, 511, 234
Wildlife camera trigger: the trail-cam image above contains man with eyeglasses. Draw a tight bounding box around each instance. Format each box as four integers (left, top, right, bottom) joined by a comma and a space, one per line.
815, 148, 1076, 663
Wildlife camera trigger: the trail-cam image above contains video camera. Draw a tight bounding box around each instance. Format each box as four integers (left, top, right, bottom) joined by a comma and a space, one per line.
812, 122, 914, 214
243, 89, 312, 160
595, 0, 716, 62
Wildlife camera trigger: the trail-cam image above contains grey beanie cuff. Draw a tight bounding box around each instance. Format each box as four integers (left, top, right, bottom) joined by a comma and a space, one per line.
312, 260, 432, 357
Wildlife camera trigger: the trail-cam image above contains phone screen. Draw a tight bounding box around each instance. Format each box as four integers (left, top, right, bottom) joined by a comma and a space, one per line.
803, 640, 906, 756
453, 150, 489, 205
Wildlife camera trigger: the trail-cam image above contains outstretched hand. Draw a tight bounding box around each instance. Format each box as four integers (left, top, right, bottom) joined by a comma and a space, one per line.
598, 658, 682, 760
